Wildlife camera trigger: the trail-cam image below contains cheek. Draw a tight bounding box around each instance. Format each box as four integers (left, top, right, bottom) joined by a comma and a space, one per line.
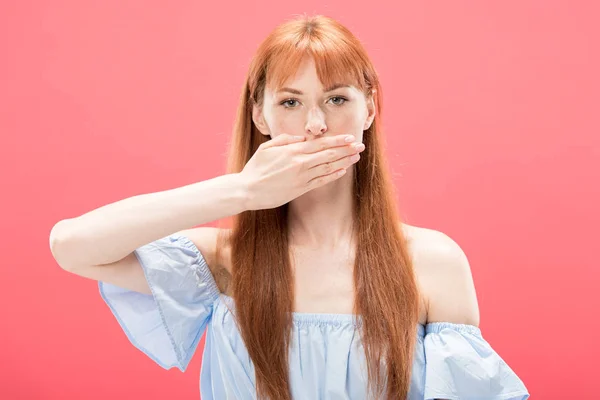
266, 111, 304, 135
327, 109, 364, 133
266, 106, 366, 136
270, 119, 294, 136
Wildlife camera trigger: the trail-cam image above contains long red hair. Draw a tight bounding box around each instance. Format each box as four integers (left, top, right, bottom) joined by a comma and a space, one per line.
216, 14, 420, 400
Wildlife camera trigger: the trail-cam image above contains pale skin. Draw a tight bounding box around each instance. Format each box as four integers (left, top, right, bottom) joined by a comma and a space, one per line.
246, 56, 479, 325
48, 57, 479, 400
50, 56, 479, 331
250, 56, 373, 314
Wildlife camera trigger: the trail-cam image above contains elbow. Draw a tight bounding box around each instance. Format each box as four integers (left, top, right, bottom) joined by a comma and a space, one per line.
49, 219, 78, 271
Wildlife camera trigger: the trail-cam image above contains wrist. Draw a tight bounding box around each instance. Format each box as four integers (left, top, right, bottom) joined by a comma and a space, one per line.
231, 172, 254, 213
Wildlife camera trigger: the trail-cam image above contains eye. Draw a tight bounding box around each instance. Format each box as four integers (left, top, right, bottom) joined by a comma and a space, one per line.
280, 99, 300, 108
328, 96, 348, 106
279, 96, 348, 109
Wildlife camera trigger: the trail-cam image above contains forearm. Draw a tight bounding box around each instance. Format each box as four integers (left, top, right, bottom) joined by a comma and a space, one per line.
49, 173, 248, 269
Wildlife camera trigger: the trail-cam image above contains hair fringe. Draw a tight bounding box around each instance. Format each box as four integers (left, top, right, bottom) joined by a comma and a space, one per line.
217, 14, 420, 400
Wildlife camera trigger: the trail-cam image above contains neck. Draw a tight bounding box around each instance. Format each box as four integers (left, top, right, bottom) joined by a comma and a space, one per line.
287, 167, 356, 250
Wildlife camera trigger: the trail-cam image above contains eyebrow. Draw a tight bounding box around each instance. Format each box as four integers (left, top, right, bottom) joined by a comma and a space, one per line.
276, 83, 351, 95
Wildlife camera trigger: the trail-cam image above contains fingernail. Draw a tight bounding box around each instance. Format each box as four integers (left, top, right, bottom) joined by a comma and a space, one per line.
345, 135, 355, 142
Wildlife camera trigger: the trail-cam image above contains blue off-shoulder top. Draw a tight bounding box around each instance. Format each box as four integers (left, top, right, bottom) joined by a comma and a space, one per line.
98, 234, 530, 400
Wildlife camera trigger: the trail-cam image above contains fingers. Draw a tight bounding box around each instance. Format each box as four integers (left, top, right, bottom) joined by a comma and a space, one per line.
291, 134, 357, 154
305, 158, 353, 190
306, 168, 348, 190
304, 140, 364, 170
307, 146, 363, 182
263, 133, 357, 153
260, 133, 306, 149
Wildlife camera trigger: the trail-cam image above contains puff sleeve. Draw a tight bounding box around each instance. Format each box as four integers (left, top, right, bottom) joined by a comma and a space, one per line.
98, 234, 221, 372
422, 322, 529, 400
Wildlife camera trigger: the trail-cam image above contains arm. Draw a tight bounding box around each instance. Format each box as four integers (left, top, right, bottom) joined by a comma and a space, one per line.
416, 230, 529, 400
49, 133, 361, 294
415, 229, 480, 326
49, 173, 248, 293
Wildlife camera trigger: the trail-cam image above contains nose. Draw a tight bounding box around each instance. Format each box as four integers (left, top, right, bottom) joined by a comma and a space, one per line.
305, 107, 327, 136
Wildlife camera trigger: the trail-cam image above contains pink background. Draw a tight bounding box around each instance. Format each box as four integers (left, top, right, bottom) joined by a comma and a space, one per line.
2, 1, 598, 399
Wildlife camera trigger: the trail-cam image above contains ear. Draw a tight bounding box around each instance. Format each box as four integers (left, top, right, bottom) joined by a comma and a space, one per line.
252, 104, 271, 136
363, 90, 376, 131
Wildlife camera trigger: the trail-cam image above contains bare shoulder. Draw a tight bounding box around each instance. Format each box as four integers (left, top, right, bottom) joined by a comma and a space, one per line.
178, 227, 233, 295
401, 223, 480, 326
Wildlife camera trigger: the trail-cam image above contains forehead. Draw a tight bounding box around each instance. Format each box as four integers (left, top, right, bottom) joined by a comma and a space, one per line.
266, 55, 361, 94
281, 57, 321, 84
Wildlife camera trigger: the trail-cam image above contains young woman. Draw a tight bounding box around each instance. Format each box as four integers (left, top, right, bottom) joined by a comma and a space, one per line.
50, 14, 529, 400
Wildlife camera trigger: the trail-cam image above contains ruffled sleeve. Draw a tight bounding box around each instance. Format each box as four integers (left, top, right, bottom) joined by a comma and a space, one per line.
98, 233, 221, 372
422, 322, 529, 400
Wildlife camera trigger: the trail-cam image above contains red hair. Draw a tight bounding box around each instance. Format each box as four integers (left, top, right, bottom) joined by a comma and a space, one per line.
217, 14, 420, 400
